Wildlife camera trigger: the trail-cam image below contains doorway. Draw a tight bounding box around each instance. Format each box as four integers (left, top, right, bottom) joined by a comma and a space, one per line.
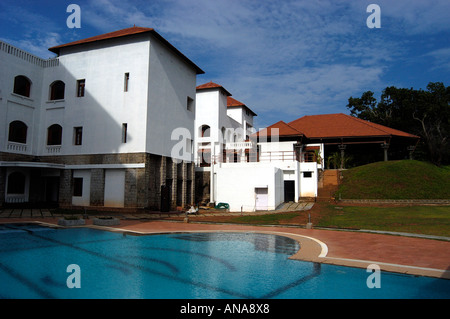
284, 180, 295, 202
255, 187, 268, 210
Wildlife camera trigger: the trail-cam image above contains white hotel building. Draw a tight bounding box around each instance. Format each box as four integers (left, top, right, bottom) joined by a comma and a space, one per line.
0, 27, 204, 211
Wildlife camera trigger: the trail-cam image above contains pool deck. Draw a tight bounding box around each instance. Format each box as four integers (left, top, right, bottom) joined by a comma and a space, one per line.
1, 215, 449, 280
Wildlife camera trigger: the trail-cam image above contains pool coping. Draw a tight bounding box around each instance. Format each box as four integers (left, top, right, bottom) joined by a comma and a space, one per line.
2, 220, 449, 280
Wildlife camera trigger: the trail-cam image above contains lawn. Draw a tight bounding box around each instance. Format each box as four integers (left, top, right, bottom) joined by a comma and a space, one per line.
313, 204, 450, 237
336, 160, 450, 199
212, 203, 450, 238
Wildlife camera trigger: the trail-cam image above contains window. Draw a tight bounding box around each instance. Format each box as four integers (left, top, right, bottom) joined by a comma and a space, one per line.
122, 123, 128, 143
47, 124, 63, 145
186, 138, 193, 154
187, 96, 194, 112
76, 79, 85, 97
8, 121, 27, 144
74, 127, 83, 145
73, 178, 83, 197
200, 125, 210, 137
303, 171, 312, 178
13, 75, 31, 97
124, 73, 129, 92
7, 172, 26, 194
49, 80, 65, 100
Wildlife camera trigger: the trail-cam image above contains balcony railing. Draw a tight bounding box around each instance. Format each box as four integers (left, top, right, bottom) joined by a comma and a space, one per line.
6, 142, 28, 153
46, 145, 62, 154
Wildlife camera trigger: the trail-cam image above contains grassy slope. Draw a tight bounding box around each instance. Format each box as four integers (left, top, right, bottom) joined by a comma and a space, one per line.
336, 160, 450, 199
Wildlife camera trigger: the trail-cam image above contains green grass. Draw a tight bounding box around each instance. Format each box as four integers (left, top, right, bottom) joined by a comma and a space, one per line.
336, 160, 450, 199
315, 204, 450, 237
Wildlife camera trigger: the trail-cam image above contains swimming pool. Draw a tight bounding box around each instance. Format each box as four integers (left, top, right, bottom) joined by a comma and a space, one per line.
0, 223, 448, 299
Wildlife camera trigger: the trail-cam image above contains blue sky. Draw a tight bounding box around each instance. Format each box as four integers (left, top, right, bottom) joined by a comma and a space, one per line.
1, 0, 449, 129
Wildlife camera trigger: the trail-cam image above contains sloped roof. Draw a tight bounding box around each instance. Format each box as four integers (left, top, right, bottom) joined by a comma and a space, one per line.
48, 26, 204, 74
256, 121, 303, 138
196, 81, 231, 96
227, 96, 257, 116
287, 113, 419, 139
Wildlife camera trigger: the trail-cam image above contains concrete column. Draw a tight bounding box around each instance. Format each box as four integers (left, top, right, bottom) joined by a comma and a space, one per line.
381, 143, 389, 161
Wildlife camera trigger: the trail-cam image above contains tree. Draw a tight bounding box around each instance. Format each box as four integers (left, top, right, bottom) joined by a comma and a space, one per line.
347, 82, 450, 166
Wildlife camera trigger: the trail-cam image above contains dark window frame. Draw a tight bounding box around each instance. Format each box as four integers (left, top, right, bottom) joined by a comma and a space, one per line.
13, 75, 31, 97
73, 178, 83, 197
49, 80, 65, 100
47, 124, 63, 146
76, 79, 85, 97
8, 120, 28, 144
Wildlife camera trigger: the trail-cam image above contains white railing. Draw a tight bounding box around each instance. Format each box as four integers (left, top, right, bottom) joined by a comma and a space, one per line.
46, 145, 62, 154
6, 142, 28, 153
5, 195, 26, 204
0, 41, 59, 68
225, 141, 255, 150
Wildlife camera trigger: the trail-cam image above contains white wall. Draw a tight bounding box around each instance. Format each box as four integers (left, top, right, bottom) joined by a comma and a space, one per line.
0, 42, 44, 156
215, 163, 284, 212
40, 36, 151, 156
299, 162, 318, 197
147, 35, 197, 161
104, 169, 125, 207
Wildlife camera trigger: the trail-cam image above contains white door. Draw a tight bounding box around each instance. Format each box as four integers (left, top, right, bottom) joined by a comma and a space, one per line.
104, 170, 125, 207
255, 187, 268, 210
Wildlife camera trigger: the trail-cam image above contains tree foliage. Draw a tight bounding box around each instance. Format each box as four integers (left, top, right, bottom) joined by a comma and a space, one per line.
347, 82, 450, 166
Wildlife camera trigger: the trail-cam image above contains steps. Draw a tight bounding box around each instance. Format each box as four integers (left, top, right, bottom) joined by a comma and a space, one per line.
317, 169, 340, 201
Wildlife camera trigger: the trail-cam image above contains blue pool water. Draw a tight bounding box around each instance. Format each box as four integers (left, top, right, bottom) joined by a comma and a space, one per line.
0, 223, 448, 299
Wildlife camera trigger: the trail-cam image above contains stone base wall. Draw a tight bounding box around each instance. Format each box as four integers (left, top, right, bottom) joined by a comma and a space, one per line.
0, 152, 195, 211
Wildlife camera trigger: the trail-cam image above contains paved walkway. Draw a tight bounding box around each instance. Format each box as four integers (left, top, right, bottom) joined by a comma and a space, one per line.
1, 212, 449, 279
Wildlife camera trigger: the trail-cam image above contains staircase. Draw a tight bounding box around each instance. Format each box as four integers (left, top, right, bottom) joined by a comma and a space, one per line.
317, 169, 340, 201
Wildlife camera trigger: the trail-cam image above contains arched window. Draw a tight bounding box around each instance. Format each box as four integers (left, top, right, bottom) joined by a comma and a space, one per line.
49, 80, 65, 100
13, 75, 31, 97
7, 171, 26, 194
200, 125, 210, 137
8, 121, 28, 144
47, 124, 63, 145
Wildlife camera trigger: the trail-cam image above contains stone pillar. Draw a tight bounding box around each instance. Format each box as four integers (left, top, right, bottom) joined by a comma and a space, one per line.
381, 143, 389, 161
181, 161, 187, 207
0, 168, 5, 207
188, 162, 195, 205
171, 160, 177, 209
407, 145, 415, 160
90, 168, 104, 206
338, 144, 346, 169
124, 168, 137, 208
59, 169, 73, 207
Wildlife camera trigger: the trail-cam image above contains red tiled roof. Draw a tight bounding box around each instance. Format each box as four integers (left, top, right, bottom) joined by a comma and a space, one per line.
287, 113, 419, 139
227, 97, 257, 116
48, 26, 204, 74
256, 121, 303, 138
196, 81, 231, 96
